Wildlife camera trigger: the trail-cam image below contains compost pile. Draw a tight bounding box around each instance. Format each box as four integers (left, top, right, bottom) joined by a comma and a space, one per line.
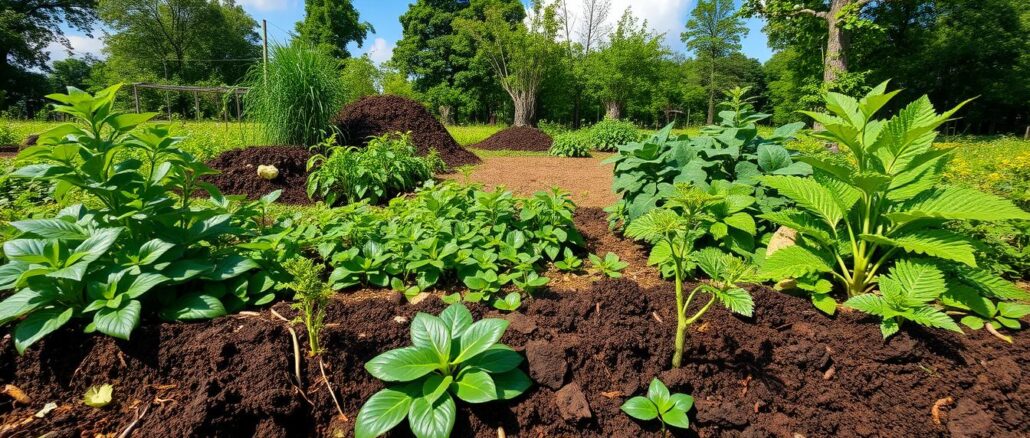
473, 127, 553, 152
1, 208, 1027, 438
334, 95, 480, 168
205, 146, 312, 204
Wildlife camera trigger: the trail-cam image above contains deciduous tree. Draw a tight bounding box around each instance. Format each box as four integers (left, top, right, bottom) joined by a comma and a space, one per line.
295, 0, 373, 59
682, 0, 747, 124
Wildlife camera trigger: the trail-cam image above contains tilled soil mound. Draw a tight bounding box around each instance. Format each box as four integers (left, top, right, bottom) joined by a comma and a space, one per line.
472, 127, 553, 152
334, 95, 480, 168
1, 210, 1027, 437
205, 146, 312, 204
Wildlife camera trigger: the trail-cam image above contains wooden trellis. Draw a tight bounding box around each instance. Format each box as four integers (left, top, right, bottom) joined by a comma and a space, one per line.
130, 83, 249, 121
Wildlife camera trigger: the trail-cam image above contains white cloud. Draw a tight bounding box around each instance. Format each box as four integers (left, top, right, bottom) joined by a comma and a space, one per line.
547, 0, 694, 51
366, 37, 394, 65
46, 35, 105, 63
237, 0, 289, 12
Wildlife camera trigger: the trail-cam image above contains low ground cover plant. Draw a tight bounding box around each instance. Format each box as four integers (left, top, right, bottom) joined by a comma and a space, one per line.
626, 184, 756, 367
548, 131, 591, 157
306, 132, 444, 206
605, 88, 810, 257
588, 119, 639, 152
0, 86, 290, 353
621, 378, 694, 433
309, 182, 584, 310
356, 303, 530, 438
758, 83, 1030, 338
589, 252, 628, 278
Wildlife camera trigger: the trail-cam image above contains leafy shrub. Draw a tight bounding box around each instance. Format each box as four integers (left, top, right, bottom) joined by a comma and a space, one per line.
311, 182, 584, 310
307, 132, 444, 206
537, 119, 569, 137
0, 122, 17, 145
625, 184, 756, 367
758, 83, 1030, 337
621, 378, 694, 432
0, 85, 290, 353
355, 303, 530, 438
588, 119, 638, 151
548, 131, 591, 157
245, 44, 345, 146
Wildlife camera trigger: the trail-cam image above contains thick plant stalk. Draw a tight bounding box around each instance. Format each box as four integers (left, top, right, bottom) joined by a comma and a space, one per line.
672, 263, 686, 368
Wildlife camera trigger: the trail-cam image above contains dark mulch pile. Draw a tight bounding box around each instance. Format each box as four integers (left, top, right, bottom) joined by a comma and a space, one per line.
1, 209, 1027, 437
0, 145, 18, 159
334, 95, 480, 168
473, 127, 553, 152
204, 146, 312, 204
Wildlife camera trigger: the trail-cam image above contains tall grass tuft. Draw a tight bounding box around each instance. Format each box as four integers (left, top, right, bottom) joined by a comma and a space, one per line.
245, 44, 345, 146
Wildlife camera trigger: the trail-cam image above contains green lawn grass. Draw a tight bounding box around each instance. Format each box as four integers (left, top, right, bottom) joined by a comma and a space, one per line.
447, 124, 506, 146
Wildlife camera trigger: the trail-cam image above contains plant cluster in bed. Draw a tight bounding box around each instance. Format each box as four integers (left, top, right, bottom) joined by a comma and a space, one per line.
548, 130, 592, 157
606, 87, 811, 258
588, 119, 640, 152
306, 132, 444, 206
756, 82, 1030, 339
356, 303, 530, 438
306, 181, 584, 310
0, 86, 295, 353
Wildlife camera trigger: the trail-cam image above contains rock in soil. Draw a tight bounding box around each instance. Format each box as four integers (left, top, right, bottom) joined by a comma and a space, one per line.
525, 340, 568, 390
554, 383, 592, 421
472, 127, 552, 152
333, 95, 480, 168
205, 145, 312, 204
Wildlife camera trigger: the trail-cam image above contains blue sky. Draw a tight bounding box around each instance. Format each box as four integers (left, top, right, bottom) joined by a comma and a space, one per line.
50, 0, 772, 65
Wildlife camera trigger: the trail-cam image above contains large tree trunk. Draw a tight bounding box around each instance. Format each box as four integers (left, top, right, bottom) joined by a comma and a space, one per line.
604, 101, 621, 120
438, 105, 454, 126
823, 0, 850, 84
511, 90, 536, 127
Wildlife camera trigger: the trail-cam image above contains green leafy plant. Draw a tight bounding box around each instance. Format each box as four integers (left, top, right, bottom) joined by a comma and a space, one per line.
626, 185, 756, 367
284, 257, 333, 356
588, 119, 639, 152
355, 304, 531, 438
0, 85, 287, 353
307, 132, 443, 206
621, 378, 693, 433
758, 83, 1030, 334
553, 248, 583, 272
313, 182, 584, 311
604, 88, 809, 246
548, 131, 591, 157
843, 259, 962, 338
245, 43, 345, 146
589, 252, 628, 278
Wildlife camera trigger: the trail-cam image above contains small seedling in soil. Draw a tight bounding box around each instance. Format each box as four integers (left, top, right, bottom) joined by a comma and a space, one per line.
356, 304, 531, 438
589, 252, 629, 278
554, 248, 583, 272
626, 184, 756, 367
83, 384, 113, 408
284, 257, 333, 356
621, 378, 693, 435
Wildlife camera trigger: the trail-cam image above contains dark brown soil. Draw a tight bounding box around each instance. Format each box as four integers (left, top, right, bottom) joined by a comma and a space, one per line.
472, 127, 553, 152
0, 145, 18, 159
1, 209, 1028, 437
204, 146, 312, 204
333, 95, 480, 168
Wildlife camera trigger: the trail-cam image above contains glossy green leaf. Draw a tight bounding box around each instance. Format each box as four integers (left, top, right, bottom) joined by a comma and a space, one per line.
354, 387, 414, 438
365, 346, 440, 382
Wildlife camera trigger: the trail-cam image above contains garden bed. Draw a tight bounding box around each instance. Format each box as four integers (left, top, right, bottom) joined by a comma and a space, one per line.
0, 209, 1026, 437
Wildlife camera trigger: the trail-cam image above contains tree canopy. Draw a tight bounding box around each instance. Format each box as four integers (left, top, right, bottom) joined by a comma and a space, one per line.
295, 0, 373, 59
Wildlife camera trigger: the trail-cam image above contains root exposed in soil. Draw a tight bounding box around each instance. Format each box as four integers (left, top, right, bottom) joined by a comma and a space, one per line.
205, 146, 312, 204
1, 210, 1027, 438
334, 95, 480, 168
472, 127, 553, 152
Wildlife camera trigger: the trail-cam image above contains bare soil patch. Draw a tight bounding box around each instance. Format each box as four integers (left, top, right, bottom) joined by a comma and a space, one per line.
1, 209, 1027, 438
205, 146, 312, 204
472, 127, 552, 152
443, 155, 617, 208
334, 95, 480, 169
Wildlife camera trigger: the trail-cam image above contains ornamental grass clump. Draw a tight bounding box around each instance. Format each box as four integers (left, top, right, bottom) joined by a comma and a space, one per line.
758, 82, 1030, 338
245, 43, 346, 146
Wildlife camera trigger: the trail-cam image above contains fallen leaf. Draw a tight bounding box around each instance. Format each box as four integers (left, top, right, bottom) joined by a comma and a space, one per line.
2, 384, 30, 404
83, 384, 114, 408
599, 391, 623, 399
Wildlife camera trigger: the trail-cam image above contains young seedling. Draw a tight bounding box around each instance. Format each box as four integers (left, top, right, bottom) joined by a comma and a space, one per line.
626, 184, 756, 368
284, 257, 333, 356
355, 304, 531, 438
554, 248, 583, 272
621, 378, 693, 435
589, 252, 629, 278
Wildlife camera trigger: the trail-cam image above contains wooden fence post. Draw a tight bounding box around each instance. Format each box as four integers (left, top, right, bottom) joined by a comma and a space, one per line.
133, 84, 140, 113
